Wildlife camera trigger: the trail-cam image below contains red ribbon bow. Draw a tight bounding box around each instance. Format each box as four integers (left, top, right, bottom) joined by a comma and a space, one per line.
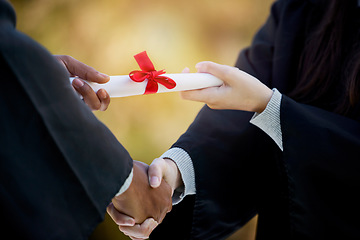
129, 51, 176, 94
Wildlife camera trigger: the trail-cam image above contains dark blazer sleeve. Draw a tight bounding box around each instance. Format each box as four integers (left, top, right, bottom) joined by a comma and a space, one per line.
280, 96, 360, 239
0, 1, 132, 239
151, 1, 286, 240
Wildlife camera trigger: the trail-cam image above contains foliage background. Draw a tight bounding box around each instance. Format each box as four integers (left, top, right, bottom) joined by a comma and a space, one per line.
10, 0, 274, 239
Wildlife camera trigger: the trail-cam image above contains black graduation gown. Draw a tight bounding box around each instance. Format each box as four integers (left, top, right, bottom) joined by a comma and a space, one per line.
0, 1, 132, 239
151, 0, 360, 239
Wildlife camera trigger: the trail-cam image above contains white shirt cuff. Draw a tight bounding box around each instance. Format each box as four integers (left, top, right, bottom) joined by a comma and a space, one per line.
250, 88, 283, 151
160, 147, 196, 205
115, 168, 133, 196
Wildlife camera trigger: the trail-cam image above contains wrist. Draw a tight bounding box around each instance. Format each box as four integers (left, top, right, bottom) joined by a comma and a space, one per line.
163, 158, 183, 192
253, 87, 273, 113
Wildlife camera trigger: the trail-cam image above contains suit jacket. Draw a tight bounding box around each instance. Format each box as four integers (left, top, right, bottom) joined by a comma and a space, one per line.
151, 0, 360, 239
0, 1, 132, 239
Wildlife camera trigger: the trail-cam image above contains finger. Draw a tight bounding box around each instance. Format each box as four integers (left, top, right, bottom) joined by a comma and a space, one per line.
72, 78, 101, 110
195, 61, 238, 85
180, 86, 220, 104
181, 67, 190, 73
148, 158, 166, 188
119, 218, 158, 239
96, 89, 110, 111
107, 203, 135, 226
56, 55, 109, 83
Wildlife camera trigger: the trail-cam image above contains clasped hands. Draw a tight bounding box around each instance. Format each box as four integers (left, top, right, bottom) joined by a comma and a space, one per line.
107, 158, 182, 240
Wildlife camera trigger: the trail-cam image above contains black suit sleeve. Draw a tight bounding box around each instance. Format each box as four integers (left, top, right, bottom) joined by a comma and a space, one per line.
0, 1, 132, 239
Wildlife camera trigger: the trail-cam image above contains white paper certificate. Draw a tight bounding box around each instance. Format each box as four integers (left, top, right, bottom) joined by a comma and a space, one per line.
70, 73, 223, 98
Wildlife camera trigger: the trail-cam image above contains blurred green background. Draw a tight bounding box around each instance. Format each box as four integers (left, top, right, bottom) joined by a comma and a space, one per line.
10, 0, 274, 239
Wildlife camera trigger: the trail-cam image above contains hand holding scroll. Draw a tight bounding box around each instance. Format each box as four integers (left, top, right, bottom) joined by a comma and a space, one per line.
55, 55, 111, 111
181, 61, 273, 113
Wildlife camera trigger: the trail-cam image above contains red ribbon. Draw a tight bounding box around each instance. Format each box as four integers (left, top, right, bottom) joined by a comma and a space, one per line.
129, 51, 176, 94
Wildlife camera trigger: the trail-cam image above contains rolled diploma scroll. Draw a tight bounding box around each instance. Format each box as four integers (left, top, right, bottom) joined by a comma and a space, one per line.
70, 73, 223, 98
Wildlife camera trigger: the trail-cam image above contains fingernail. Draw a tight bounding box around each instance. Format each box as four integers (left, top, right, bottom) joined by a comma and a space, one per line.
72, 78, 84, 88
150, 176, 160, 187
99, 89, 107, 99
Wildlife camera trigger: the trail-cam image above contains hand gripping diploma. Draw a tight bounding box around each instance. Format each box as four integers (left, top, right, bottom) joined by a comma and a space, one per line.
55, 55, 111, 111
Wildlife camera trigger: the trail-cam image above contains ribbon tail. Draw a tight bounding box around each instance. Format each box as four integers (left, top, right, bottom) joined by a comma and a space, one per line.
155, 76, 176, 89
144, 79, 159, 95
134, 51, 155, 72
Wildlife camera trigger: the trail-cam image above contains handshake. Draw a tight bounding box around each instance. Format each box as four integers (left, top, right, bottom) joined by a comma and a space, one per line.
107, 158, 182, 239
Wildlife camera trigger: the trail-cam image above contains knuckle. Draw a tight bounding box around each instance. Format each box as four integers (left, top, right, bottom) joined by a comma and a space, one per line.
223, 66, 237, 79
152, 157, 162, 163
81, 83, 93, 94
61, 55, 73, 63
201, 62, 211, 72
84, 99, 101, 110
151, 159, 163, 169
149, 162, 159, 171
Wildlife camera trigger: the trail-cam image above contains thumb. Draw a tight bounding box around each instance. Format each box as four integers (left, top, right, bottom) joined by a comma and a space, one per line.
148, 158, 166, 188
195, 61, 238, 86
